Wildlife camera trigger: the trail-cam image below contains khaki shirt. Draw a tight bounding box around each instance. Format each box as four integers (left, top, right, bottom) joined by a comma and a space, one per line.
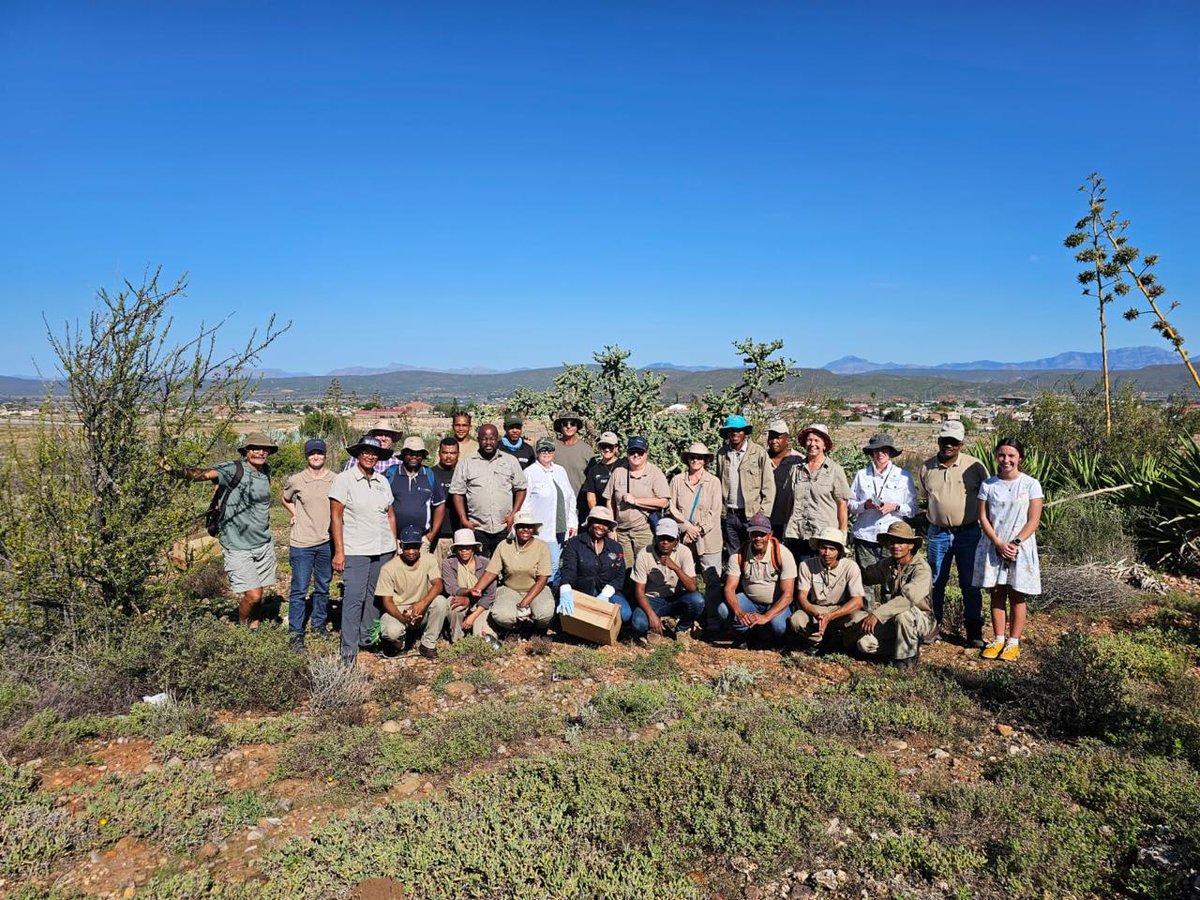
668, 469, 723, 556
486, 539, 551, 593
457, 437, 479, 458
282, 468, 337, 548
796, 557, 864, 608
604, 463, 670, 532
726, 539, 798, 607
717, 440, 776, 517
375, 553, 441, 607
785, 458, 850, 541
329, 467, 395, 556
862, 556, 932, 623
449, 451, 528, 534
917, 452, 989, 528
631, 544, 696, 600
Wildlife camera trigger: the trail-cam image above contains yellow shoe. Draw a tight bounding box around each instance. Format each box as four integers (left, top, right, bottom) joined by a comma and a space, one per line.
981, 638, 1005, 660
999, 641, 1022, 662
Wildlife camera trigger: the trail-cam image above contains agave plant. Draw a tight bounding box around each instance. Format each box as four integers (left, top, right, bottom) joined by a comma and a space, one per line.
1122, 438, 1200, 571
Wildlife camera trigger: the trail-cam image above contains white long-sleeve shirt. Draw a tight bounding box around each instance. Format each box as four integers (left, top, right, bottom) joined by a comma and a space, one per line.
523, 462, 578, 541
848, 462, 916, 543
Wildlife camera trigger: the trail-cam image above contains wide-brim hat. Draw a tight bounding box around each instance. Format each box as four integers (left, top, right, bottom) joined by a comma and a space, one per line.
367, 420, 401, 440
399, 436, 429, 456
862, 433, 900, 457
451, 528, 482, 549
719, 414, 753, 436
347, 435, 394, 460
512, 510, 542, 531
878, 521, 922, 549
681, 441, 713, 460
586, 506, 617, 527
238, 432, 278, 455
808, 526, 848, 553
553, 410, 584, 430
797, 423, 834, 452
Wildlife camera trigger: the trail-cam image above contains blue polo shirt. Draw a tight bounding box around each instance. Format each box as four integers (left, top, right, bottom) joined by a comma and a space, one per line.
388, 465, 446, 534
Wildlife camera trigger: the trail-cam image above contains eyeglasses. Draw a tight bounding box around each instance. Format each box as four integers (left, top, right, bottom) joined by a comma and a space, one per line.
514, 524, 537, 530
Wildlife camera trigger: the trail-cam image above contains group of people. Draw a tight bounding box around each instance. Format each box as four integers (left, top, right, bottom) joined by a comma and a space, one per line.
181, 408, 1042, 668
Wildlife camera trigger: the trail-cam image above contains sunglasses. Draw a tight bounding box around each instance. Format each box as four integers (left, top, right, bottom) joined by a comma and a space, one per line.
627, 449, 647, 456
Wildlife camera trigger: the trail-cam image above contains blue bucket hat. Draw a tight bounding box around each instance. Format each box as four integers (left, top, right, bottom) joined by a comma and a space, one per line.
719, 414, 753, 436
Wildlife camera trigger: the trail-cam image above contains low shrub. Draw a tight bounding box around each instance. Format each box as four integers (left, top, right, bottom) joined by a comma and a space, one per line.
1040, 491, 1134, 565
151, 732, 225, 761
1012, 629, 1131, 739
550, 647, 604, 680
373, 669, 422, 708
711, 664, 760, 697
623, 641, 684, 678
583, 679, 713, 729
441, 635, 504, 666
220, 716, 304, 746
307, 656, 371, 714
273, 724, 381, 789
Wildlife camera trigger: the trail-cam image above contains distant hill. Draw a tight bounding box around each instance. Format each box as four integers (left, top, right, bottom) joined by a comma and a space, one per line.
824, 346, 1178, 374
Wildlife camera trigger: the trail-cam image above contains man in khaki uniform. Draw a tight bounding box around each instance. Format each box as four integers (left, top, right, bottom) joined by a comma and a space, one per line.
449, 424, 528, 558
716, 414, 775, 556
375, 525, 449, 660
788, 527, 865, 654
845, 522, 932, 668
718, 514, 795, 643
766, 419, 804, 541
915, 420, 989, 647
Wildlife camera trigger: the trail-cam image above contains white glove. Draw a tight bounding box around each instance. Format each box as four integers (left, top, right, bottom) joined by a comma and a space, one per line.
598, 585, 616, 602
557, 585, 575, 616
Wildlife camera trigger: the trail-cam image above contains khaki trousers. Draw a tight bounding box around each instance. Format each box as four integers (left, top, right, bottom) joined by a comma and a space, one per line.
788, 603, 847, 646
379, 595, 452, 650
490, 585, 555, 630
845, 607, 929, 661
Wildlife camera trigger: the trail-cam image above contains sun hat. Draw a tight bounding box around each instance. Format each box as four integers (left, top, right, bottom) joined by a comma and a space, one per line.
862, 433, 901, 457
238, 432, 278, 455
746, 513, 773, 535
597, 431, 620, 448
512, 510, 542, 530
938, 421, 966, 442
399, 436, 429, 456
303, 438, 327, 456
681, 441, 713, 460
452, 528, 482, 549
808, 526, 848, 553
553, 410, 584, 430
535, 438, 556, 452
367, 420, 401, 440
719, 414, 753, 436
398, 525, 424, 545
586, 506, 617, 527
878, 521, 922, 549
627, 435, 649, 453
797, 423, 834, 452
655, 518, 680, 539
503, 413, 523, 427
347, 435, 394, 460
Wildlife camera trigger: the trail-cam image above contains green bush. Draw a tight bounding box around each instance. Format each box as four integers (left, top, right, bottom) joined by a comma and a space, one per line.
1013, 630, 1131, 739
273, 724, 381, 789
220, 716, 304, 746
441, 635, 504, 665
1040, 492, 1134, 564
623, 641, 684, 678
584, 679, 713, 729
0, 677, 37, 729
550, 647, 604, 680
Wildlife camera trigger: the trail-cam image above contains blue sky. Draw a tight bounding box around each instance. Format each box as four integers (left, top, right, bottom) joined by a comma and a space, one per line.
2, 1, 1197, 376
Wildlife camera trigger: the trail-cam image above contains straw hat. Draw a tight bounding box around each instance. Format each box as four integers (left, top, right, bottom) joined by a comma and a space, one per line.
367, 420, 401, 440
238, 432, 278, 455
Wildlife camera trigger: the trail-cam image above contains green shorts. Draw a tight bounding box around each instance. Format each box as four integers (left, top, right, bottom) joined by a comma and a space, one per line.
223, 542, 277, 593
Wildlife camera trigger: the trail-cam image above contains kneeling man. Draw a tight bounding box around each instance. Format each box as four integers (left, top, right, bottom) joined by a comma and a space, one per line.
788, 527, 864, 654
630, 518, 704, 640
845, 522, 932, 668
375, 525, 449, 659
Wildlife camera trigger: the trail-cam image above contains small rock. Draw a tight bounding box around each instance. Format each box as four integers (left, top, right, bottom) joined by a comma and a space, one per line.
995, 724, 1014, 737
89, 850, 102, 864
898, 768, 919, 776
497, 744, 508, 755
812, 869, 838, 890
400, 719, 412, 729
444, 680, 477, 699
422, 781, 433, 794
929, 748, 950, 760
165, 756, 185, 769
389, 774, 423, 798
381, 720, 404, 734
277, 798, 294, 812
96, 765, 108, 772
246, 828, 265, 841
655, 722, 667, 731
731, 855, 757, 874
223, 748, 244, 762
123, 887, 137, 899
1007, 744, 1029, 757
886, 740, 907, 751
198, 843, 219, 860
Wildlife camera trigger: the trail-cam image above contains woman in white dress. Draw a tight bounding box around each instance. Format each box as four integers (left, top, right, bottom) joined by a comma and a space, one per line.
522, 438, 578, 583
974, 437, 1043, 662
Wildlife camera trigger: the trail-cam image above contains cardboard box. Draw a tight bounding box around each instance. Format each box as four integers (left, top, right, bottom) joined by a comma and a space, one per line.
559, 591, 622, 645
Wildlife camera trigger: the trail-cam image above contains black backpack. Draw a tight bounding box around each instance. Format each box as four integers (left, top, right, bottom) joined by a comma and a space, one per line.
205, 460, 244, 537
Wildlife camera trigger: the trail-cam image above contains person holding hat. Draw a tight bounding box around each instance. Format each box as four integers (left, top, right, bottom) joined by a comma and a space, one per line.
386, 436, 446, 553
558, 505, 630, 625
845, 522, 933, 668
470, 510, 554, 633
523, 438, 578, 582
718, 513, 797, 643
177, 432, 278, 626
281, 438, 336, 643
848, 434, 916, 594
553, 411, 594, 520
582, 432, 621, 511
630, 518, 705, 640
375, 525, 449, 659
345, 420, 402, 474
668, 441, 723, 629
788, 527, 865, 654
915, 420, 990, 647
451, 412, 479, 457
785, 423, 849, 561
442, 529, 500, 645
449, 424, 528, 559
766, 419, 804, 541
717, 414, 776, 557
498, 412, 536, 469
330, 434, 399, 666
430, 436, 463, 561
603, 435, 670, 570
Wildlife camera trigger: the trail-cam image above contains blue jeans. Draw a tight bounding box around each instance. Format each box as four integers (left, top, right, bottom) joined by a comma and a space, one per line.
926, 524, 983, 628
717, 593, 790, 636
288, 542, 332, 637
631, 591, 705, 635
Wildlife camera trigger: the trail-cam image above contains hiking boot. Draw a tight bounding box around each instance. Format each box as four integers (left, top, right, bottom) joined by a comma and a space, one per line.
981, 638, 1005, 660
999, 641, 1022, 662
965, 623, 987, 650
888, 654, 919, 670
418, 644, 438, 660
921, 622, 941, 646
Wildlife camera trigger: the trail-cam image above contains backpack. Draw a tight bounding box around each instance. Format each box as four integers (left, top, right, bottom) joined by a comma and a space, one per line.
205, 460, 244, 537
733, 535, 783, 572
385, 464, 438, 492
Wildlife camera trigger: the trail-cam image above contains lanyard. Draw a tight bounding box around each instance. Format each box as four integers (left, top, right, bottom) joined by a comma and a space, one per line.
869, 464, 895, 506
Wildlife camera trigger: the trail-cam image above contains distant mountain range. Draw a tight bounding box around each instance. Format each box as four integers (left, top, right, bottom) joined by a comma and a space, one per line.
823, 346, 1178, 375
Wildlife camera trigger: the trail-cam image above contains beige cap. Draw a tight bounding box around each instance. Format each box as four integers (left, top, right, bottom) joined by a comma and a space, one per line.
513, 510, 542, 530
399, 436, 428, 455
808, 526, 848, 552
598, 431, 620, 447
586, 506, 617, 526
938, 420, 966, 442
766, 418, 790, 435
